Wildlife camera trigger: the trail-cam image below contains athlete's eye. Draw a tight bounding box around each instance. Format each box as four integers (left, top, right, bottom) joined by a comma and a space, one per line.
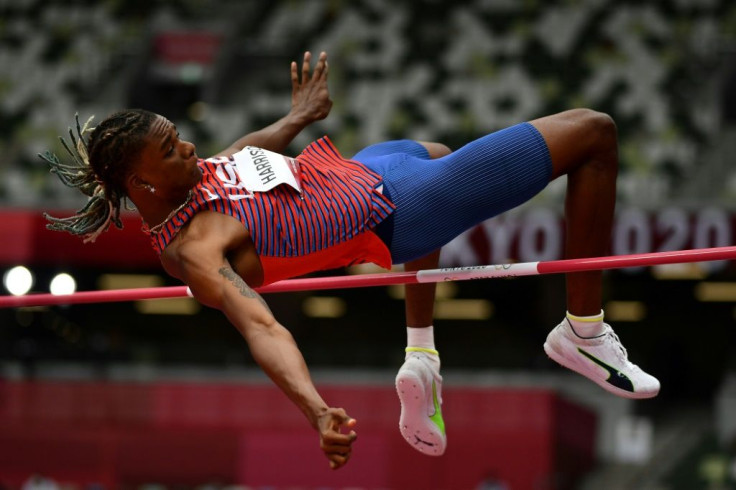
165, 132, 180, 156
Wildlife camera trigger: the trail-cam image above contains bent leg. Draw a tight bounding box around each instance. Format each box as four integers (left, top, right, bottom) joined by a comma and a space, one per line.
529, 109, 618, 316
532, 109, 660, 399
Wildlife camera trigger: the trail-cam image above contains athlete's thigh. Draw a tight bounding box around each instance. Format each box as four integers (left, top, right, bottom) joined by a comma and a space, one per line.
387, 123, 550, 262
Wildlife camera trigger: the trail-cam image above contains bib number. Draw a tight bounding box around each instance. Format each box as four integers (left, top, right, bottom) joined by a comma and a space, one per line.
231, 146, 302, 193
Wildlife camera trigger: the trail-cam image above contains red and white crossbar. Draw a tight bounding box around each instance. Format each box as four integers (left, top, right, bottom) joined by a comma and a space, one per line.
1, 245, 735, 309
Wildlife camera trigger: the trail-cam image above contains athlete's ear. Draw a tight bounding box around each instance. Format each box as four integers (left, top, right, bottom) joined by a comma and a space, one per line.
128, 173, 149, 191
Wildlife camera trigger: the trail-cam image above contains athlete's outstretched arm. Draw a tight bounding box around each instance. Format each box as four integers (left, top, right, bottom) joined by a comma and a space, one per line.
160, 218, 355, 470
213, 51, 332, 157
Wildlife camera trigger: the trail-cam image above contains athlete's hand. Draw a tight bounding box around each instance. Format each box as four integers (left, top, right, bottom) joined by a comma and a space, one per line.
290, 51, 332, 124
316, 407, 357, 470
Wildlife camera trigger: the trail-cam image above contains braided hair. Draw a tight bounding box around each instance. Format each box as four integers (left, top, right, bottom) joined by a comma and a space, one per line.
41, 109, 156, 242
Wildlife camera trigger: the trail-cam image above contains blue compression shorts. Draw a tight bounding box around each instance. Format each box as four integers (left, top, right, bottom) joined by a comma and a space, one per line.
352, 122, 553, 264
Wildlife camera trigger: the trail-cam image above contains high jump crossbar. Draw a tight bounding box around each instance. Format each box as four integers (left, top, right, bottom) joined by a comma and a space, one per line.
1, 245, 735, 309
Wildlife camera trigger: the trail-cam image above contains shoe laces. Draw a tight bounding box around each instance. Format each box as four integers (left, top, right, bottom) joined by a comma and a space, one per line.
603, 325, 642, 371
604, 326, 627, 358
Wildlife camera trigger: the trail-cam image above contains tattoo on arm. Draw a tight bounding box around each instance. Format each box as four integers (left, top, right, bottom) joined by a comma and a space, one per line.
218, 266, 272, 313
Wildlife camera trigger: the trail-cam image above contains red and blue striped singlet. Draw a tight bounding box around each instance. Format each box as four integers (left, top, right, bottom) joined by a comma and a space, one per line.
148, 137, 396, 285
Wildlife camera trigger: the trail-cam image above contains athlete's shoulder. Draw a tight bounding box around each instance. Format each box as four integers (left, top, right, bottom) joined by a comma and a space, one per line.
159, 211, 248, 275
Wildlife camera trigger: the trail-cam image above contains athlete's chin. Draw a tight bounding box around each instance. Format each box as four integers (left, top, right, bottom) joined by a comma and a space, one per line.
190, 160, 202, 179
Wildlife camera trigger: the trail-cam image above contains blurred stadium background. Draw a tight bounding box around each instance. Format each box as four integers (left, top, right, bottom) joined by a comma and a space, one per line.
1, 0, 736, 488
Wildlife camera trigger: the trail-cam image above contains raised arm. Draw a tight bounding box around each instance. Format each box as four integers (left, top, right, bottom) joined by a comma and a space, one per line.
213, 51, 332, 157
161, 214, 355, 469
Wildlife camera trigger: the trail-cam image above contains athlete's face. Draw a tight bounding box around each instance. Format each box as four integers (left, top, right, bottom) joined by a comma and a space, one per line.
134, 115, 201, 196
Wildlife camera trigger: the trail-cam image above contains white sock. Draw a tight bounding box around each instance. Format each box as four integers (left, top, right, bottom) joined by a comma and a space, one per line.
406, 326, 440, 370
566, 310, 605, 338
407, 325, 435, 350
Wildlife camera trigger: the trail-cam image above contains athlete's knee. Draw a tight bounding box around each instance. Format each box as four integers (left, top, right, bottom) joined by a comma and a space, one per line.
585, 109, 616, 143
589, 111, 618, 174
417, 141, 452, 159
535, 108, 619, 179
564, 109, 619, 174
571, 109, 618, 157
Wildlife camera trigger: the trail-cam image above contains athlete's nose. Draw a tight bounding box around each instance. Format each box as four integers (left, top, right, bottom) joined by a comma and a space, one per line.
181, 140, 196, 158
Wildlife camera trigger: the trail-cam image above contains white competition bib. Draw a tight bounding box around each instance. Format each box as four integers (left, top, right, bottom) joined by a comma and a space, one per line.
231, 146, 302, 193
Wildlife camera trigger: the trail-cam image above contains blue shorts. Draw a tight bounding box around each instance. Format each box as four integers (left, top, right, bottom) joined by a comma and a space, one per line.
352, 122, 552, 264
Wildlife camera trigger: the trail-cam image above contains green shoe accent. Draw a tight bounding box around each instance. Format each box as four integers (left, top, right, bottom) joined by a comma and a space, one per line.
429, 380, 445, 436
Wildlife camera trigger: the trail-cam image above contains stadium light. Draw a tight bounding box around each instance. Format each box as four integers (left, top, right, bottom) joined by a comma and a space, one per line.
50, 273, 77, 296
3, 266, 34, 296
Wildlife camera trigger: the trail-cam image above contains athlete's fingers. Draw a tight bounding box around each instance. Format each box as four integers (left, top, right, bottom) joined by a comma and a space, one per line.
321, 442, 353, 454
321, 414, 354, 470
321, 427, 357, 447
290, 60, 299, 88
301, 51, 312, 83
327, 451, 351, 470
312, 51, 327, 80
322, 428, 357, 446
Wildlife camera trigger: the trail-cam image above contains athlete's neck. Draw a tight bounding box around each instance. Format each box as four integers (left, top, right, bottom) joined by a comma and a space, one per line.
133, 188, 194, 232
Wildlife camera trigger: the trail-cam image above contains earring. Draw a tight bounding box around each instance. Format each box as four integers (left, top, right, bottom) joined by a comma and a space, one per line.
146, 184, 156, 194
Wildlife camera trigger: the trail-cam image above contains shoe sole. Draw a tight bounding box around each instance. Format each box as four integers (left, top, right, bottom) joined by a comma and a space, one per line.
544, 341, 659, 400
396, 370, 446, 456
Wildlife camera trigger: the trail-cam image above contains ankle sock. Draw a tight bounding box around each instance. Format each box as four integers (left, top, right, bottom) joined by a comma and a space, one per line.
566, 310, 605, 338
406, 326, 440, 370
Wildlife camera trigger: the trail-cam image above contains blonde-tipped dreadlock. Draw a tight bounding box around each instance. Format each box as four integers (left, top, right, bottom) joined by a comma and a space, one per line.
41, 109, 157, 243
41, 114, 120, 243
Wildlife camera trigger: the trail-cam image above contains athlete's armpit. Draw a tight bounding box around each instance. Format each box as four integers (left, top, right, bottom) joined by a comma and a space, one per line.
218, 265, 272, 313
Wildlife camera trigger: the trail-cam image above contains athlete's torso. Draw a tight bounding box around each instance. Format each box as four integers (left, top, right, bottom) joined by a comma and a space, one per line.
150, 137, 395, 285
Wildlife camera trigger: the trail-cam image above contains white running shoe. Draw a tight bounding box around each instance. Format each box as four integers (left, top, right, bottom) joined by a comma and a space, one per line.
544, 319, 660, 399
395, 349, 446, 456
